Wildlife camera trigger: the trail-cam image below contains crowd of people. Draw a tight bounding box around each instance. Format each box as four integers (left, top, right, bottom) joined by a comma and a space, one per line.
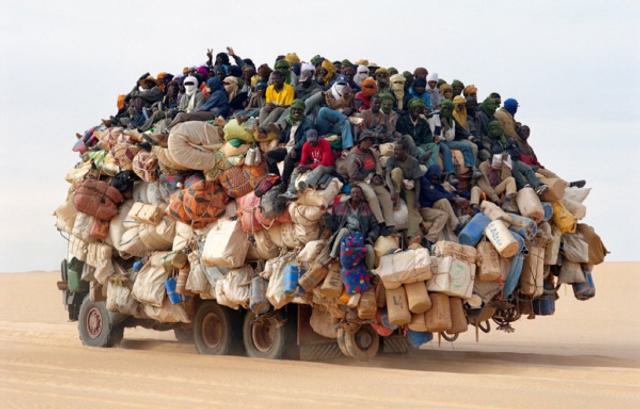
104, 47, 585, 248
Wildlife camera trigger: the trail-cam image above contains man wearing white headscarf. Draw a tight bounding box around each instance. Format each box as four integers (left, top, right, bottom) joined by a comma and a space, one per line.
426, 72, 441, 109
178, 75, 205, 113
353, 64, 370, 87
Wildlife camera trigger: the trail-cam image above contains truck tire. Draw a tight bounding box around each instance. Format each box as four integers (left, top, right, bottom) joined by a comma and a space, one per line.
243, 311, 287, 359
78, 296, 124, 347
193, 301, 238, 355
337, 325, 380, 361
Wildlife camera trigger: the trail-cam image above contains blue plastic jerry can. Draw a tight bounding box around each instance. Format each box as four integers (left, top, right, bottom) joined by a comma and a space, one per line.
459, 213, 491, 247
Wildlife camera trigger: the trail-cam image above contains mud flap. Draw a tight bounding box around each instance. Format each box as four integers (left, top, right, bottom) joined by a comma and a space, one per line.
380, 334, 409, 354
297, 305, 342, 361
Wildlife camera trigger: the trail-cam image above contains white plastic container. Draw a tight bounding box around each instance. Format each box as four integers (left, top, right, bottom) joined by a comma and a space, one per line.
484, 220, 519, 258
516, 187, 544, 222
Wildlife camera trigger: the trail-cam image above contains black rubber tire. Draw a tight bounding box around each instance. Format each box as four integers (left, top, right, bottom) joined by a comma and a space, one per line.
242, 311, 287, 359
336, 327, 353, 358
193, 301, 238, 355
339, 325, 380, 361
174, 326, 194, 343
78, 296, 124, 347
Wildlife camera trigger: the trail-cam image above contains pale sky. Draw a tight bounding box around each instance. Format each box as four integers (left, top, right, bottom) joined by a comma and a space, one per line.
0, 0, 638, 272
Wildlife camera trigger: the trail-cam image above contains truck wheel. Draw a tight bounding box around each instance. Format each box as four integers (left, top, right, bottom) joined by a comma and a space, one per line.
243, 311, 287, 359
336, 327, 352, 358
338, 325, 380, 361
194, 301, 237, 355
174, 326, 194, 343
78, 296, 124, 347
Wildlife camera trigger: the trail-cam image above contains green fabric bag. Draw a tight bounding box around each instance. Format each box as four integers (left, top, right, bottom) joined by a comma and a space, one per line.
67, 258, 89, 293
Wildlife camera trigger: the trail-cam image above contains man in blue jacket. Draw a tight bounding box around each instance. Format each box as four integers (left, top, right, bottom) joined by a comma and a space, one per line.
169, 77, 230, 127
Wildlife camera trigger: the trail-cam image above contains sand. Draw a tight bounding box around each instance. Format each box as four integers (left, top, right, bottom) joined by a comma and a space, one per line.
0, 262, 639, 409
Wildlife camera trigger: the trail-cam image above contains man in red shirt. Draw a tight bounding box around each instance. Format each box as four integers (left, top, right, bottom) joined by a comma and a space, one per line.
280, 129, 336, 200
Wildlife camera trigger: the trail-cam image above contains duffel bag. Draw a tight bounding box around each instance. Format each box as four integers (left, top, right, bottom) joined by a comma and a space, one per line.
73, 178, 124, 221
182, 180, 228, 228
167, 121, 223, 170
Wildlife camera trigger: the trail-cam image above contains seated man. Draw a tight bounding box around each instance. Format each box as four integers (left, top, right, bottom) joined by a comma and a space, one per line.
512, 124, 579, 184
385, 139, 427, 239
344, 131, 396, 232
259, 70, 295, 129
265, 99, 312, 188
359, 94, 400, 144
354, 78, 377, 112
325, 185, 379, 271
419, 164, 468, 240
280, 129, 335, 200
169, 77, 230, 127
473, 125, 518, 209
439, 99, 481, 178
295, 63, 323, 101
486, 120, 548, 197
407, 77, 433, 111
396, 98, 439, 166
426, 73, 441, 109
302, 76, 355, 149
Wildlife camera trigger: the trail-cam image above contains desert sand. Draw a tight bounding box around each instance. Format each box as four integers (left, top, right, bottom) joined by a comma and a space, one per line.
0, 262, 638, 409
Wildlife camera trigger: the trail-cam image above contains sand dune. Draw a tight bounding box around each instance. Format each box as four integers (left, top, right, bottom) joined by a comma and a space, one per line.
0, 263, 639, 409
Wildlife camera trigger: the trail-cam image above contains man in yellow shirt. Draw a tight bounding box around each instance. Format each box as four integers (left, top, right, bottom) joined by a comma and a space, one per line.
260, 70, 295, 129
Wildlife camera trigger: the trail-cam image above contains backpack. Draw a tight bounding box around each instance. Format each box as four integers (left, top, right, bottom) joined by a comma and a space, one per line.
73, 178, 124, 221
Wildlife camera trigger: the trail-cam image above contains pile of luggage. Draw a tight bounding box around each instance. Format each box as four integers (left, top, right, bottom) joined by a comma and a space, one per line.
54, 110, 608, 352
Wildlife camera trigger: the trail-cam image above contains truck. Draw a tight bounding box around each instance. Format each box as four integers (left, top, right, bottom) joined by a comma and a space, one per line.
57, 257, 410, 361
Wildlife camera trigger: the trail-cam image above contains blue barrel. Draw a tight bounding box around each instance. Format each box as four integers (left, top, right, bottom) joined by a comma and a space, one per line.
541, 202, 553, 221
283, 264, 301, 295
503, 232, 526, 297
459, 213, 491, 246
165, 277, 184, 304
532, 295, 555, 315
508, 214, 537, 241
407, 330, 434, 348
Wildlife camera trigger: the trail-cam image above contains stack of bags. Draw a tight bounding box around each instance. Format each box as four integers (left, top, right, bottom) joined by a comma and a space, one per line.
54, 118, 608, 349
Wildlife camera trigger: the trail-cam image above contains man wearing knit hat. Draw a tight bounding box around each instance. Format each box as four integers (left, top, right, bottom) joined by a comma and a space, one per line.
494, 98, 519, 140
